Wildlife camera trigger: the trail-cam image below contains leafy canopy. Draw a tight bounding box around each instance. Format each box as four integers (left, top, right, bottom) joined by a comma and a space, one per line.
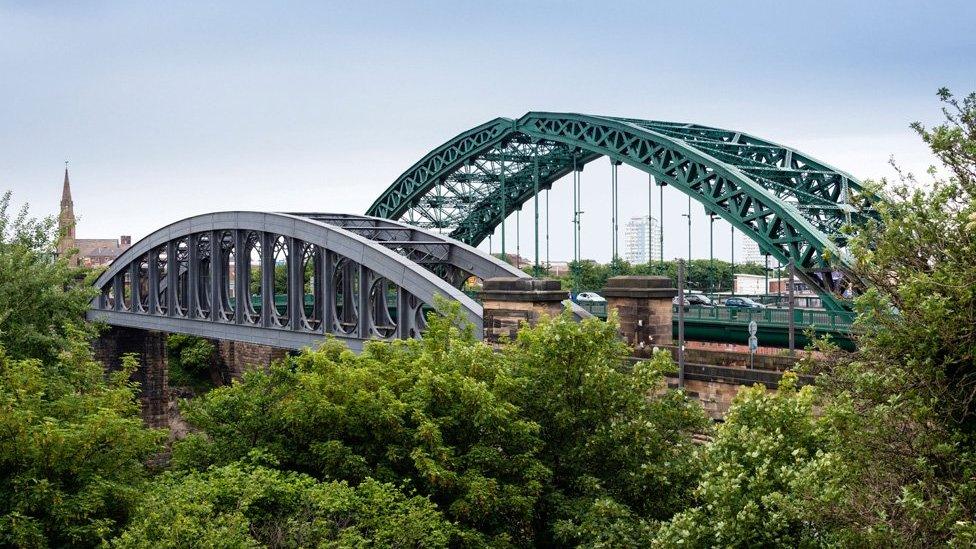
0, 330, 163, 548
0, 192, 96, 362
170, 303, 706, 546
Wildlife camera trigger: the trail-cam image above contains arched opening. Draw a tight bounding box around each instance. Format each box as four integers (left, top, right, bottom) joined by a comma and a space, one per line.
219, 231, 235, 320
333, 257, 359, 335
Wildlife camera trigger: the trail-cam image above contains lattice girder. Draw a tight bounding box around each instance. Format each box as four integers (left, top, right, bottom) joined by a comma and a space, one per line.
367, 113, 881, 311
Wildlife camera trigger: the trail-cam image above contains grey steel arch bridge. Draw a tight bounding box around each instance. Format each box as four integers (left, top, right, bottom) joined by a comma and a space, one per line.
366, 113, 878, 312
87, 212, 531, 352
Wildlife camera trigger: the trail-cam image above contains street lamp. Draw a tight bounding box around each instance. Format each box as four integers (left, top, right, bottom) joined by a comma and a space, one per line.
681, 196, 691, 288
708, 212, 718, 296
730, 226, 735, 296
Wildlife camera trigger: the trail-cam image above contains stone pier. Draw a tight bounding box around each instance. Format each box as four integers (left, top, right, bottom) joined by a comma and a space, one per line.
480, 277, 568, 344
602, 275, 677, 357
92, 326, 169, 428
216, 340, 290, 380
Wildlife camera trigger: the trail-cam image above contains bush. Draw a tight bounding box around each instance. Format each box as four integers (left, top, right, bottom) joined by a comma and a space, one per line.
112, 459, 453, 548
170, 304, 706, 546
0, 330, 163, 547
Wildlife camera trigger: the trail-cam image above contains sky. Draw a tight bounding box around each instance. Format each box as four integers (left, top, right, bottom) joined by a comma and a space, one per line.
1, 0, 974, 263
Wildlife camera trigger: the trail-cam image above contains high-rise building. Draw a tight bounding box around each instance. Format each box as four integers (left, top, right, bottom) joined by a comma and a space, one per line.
740, 238, 765, 265
57, 165, 132, 267
623, 215, 660, 264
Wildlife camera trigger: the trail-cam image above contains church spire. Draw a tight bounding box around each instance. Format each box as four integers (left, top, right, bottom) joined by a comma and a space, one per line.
61, 161, 72, 206
59, 161, 76, 243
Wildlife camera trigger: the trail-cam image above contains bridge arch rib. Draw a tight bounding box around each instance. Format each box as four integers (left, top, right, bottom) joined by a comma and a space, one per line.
88, 212, 484, 352
367, 113, 879, 311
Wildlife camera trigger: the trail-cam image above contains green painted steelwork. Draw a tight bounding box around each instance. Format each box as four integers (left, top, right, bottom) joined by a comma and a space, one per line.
573, 302, 855, 350
367, 113, 880, 312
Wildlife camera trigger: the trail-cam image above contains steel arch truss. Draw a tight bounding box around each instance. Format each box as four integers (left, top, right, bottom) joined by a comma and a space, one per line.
88, 212, 483, 351
290, 213, 527, 285
367, 113, 880, 311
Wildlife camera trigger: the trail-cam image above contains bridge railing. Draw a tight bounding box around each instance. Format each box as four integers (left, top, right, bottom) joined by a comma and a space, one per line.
574, 300, 854, 331
674, 305, 855, 331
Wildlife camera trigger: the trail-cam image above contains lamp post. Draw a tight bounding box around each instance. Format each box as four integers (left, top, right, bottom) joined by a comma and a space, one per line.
686, 195, 692, 267
764, 253, 769, 297
659, 179, 665, 266
730, 226, 735, 296
708, 212, 717, 296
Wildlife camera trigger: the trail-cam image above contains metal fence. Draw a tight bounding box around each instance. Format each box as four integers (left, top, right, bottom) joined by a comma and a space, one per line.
673, 304, 855, 330
574, 300, 854, 332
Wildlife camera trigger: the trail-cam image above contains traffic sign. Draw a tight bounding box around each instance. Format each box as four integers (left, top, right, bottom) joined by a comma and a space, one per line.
748, 335, 758, 351
748, 320, 758, 336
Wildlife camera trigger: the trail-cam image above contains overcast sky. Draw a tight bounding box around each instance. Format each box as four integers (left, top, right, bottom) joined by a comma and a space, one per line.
2, 1, 974, 263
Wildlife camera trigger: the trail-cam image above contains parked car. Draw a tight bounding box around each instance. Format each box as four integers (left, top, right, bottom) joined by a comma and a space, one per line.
686, 293, 715, 307
575, 291, 606, 302
724, 296, 765, 309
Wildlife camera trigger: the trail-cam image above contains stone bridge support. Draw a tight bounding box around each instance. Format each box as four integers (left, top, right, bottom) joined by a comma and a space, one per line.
215, 340, 290, 380
480, 277, 567, 344
93, 326, 169, 428
602, 276, 677, 358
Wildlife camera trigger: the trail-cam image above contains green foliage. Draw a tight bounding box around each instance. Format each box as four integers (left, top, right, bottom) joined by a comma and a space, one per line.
0, 192, 96, 362
565, 257, 767, 293
0, 329, 163, 548
504, 316, 708, 545
655, 374, 844, 547
166, 334, 217, 390
170, 303, 705, 546
806, 88, 976, 545
112, 459, 453, 548
171, 305, 546, 545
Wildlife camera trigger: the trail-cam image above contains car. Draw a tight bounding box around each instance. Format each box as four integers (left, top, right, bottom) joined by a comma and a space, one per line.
685, 293, 715, 307
575, 291, 605, 302
724, 296, 765, 309
672, 296, 691, 309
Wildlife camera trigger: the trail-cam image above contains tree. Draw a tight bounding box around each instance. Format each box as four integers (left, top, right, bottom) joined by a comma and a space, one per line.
806, 88, 976, 545
0, 192, 96, 362
0, 329, 163, 547
565, 258, 764, 293
166, 334, 218, 390
170, 305, 548, 546
169, 302, 707, 546
654, 374, 844, 547
112, 459, 454, 548
503, 314, 708, 546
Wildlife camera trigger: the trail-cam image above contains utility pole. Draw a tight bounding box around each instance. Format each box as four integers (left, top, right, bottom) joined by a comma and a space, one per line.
730, 226, 735, 296
648, 174, 653, 267
533, 147, 540, 276
611, 160, 619, 260
516, 208, 521, 268
572, 157, 578, 263
500, 150, 506, 262
659, 179, 665, 266
764, 253, 770, 296
788, 259, 796, 354
545, 189, 550, 269
709, 213, 716, 296
686, 195, 692, 272
677, 259, 686, 388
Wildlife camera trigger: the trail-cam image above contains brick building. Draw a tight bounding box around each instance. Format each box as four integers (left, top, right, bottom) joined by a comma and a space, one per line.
56, 166, 131, 267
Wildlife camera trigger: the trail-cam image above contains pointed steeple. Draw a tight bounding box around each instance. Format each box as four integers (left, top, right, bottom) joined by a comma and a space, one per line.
58, 161, 76, 243
61, 163, 72, 206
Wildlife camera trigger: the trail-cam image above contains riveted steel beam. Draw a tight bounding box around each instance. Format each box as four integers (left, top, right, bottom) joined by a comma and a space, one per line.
365, 113, 882, 312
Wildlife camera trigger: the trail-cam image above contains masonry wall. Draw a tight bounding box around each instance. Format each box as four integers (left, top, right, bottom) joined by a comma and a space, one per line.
480, 277, 567, 345
215, 340, 290, 380
92, 326, 169, 428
